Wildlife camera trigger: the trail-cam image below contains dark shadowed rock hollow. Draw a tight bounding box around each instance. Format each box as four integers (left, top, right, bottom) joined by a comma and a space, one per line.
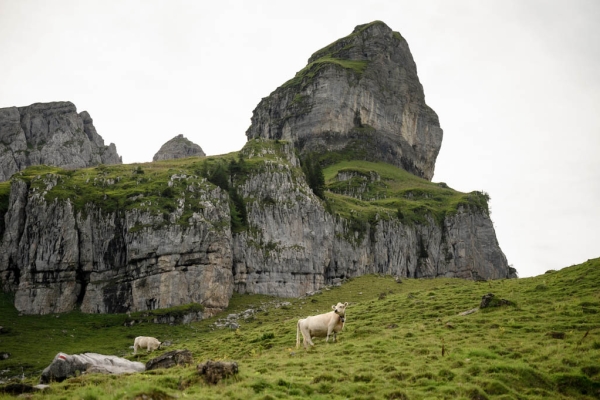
246, 21, 443, 180
0, 101, 121, 182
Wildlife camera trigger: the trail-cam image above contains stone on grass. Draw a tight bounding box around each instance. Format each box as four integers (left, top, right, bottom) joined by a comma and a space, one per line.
40, 352, 145, 383
146, 349, 194, 370
479, 293, 514, 309
197, 360, 238, 384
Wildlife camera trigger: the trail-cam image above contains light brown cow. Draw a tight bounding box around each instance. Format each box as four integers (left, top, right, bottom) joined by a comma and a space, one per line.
296, 302, 348, 349
133, 336, 161, 355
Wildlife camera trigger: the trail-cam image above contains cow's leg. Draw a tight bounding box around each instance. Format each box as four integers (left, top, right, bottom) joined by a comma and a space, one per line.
326, 323, 334, 342
304, 328, 314, 348
299, 324, 311, 349
327, 333, 337, 342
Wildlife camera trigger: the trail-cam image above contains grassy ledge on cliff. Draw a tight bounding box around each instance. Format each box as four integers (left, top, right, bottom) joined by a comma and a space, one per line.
0, 139, 488, 237
0, 258, 599, 399
323, 159, 490, 228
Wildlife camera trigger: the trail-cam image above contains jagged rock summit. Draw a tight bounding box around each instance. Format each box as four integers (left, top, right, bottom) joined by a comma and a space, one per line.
153, 134, 206, 161
0, 101, 121, 182
246, 21, 443, 180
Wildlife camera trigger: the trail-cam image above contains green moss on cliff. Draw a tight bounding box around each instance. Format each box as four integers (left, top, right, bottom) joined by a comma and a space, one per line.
323, 160, 491, 228
0, 181, 10, 235
12, 161, 211, 223
1, 140, 488, 241
281, 57, 369, 90
2, 141, 299, 233
309, 20, 398, 61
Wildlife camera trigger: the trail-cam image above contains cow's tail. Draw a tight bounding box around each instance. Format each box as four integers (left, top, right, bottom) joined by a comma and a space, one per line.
296, 320, 301, 349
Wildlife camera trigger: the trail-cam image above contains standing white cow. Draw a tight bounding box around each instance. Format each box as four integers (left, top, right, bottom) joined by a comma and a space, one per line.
133, 336, 161, 355
296, 302, 348, 349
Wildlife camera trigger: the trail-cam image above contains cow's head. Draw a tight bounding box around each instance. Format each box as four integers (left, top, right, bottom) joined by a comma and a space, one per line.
332, 302, 348, 317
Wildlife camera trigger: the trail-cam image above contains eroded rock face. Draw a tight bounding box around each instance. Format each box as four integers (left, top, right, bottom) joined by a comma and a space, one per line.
0, 173, 233, 315
0, 140, 511, 315
0, 101, 122, 182
153, 134, 206, 161
232, 145, 510, 297
246, 21, 443, 180
145, 349, 194, 371
0, 22, 511, 316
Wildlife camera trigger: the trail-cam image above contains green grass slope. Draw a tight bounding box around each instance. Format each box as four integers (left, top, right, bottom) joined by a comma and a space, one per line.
1, 258, 599, 399
323, 160, 489, 227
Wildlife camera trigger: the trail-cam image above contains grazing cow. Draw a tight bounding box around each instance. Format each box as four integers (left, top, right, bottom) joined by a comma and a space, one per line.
296, 302, 348, 349
133, 336, 161, 355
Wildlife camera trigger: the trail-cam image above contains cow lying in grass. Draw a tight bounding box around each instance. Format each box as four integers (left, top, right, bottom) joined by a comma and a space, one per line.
296, 302, 348, 349
133, 336, 161, 355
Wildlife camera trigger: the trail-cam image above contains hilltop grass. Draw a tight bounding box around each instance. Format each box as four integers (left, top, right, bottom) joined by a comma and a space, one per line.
0, 140, 293, 226
1, 258, 599, 399
0, 141, 485, 236
309, 20, 400, 62
323, 160, 489, 229
281, 57, 369, 90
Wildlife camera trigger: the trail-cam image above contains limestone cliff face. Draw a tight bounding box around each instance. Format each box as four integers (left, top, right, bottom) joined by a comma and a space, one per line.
232, 142, 511, 298
153, 134, 206, 161
0, 101, 122, 182
0, 172, 233, 315
0, 142, 511, 315
0, 21, 511, 316
246, 21, 442, 180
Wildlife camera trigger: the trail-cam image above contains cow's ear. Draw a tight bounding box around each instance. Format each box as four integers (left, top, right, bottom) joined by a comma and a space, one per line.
331, 305, 336, 310
344, 302, 348, 306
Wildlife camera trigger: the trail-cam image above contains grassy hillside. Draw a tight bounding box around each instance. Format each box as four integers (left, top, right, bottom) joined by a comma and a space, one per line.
1, 258, 599, 399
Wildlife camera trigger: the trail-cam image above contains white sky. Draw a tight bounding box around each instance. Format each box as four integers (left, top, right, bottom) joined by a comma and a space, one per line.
1, 0, 598, 278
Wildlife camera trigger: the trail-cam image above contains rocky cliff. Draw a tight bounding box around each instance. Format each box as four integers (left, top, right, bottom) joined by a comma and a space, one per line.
0, 101, 122, 182
0, 163, 233, 316
246, 21, 443, 180
0, 21, 513, 317
232, 141, 511, 297
153, 134, 206, 161
0, 140, 512, 315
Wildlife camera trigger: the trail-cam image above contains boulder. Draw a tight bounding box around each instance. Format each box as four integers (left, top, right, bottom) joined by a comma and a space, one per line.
145, 349, 194, 370
197, 360, 238, 384
479, 293, 514, 309
153, 134, 206, 161
40, 352, 145, 383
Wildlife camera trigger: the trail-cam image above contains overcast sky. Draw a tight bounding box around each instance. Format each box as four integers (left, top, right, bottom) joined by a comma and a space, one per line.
1, 0, 598, 278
